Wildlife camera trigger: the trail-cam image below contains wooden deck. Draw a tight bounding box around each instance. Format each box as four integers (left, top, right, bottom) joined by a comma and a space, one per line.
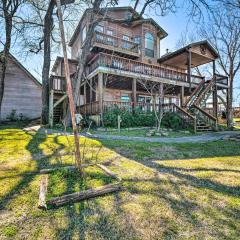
91, 31, 140, 58
87, 53, 204, 87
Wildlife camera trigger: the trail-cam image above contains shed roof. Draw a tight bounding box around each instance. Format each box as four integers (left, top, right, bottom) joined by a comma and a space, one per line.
158, 40, 219, 69
0, 51, 42, 88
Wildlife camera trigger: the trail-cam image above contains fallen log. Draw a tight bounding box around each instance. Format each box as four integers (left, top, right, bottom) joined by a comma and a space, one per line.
48, 183, 122, 207
38, 175, 48, 209
97, 164, 122, 182
27, 164, 93, 175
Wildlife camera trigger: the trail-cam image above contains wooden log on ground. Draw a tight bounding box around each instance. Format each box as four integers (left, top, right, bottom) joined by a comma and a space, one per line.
48, 183, 122, 207
38, 175, 48, 209
97, 164, 122, 182
28, 164, 93, 175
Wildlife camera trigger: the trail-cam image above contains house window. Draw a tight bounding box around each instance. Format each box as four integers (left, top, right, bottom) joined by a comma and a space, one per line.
121, 93, 130, 102
82, 25, 87, 43
145, 32, 154, 58
133, 36, 141, 45
106, 30, 114, 45
122, 35, 130, 49
95, 25, 104, 42
95, 25, 104, 33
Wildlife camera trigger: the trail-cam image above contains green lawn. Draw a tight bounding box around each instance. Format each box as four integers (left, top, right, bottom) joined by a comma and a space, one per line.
0, 124, 240, 239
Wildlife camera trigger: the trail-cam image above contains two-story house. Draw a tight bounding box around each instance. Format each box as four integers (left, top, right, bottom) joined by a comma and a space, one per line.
50, 6, 229, 131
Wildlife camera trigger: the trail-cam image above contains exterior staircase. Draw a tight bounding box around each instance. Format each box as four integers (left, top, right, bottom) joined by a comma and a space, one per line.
182, 77, 217, 132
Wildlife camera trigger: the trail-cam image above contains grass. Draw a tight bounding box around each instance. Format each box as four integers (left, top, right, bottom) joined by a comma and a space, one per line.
0, 124, 240, 239
48, 167, 116, 200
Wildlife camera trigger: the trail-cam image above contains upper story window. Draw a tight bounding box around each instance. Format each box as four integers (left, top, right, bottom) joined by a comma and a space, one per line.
122, 35, 130, 49
145, 32, 154, 58
123, 35, 130, 41
107, 30, 113, 35
82, 25, 87, 43
95, 25, 104, 42
95, 25, 104, 33
106, 30, 114, 45
133, 36, 141, 45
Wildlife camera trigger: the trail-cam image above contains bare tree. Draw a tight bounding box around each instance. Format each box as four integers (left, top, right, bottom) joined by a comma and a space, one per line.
198, 6, 240, 126
0, 0, 26, 120
137, 79, 177, 132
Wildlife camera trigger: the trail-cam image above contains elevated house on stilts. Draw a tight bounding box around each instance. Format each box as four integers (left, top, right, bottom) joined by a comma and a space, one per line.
50, 6, 230, 132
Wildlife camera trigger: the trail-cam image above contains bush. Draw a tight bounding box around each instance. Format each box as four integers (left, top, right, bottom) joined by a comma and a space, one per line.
103, 107, 156, 128
7, 109, 18, 121
162, 112, 184, 130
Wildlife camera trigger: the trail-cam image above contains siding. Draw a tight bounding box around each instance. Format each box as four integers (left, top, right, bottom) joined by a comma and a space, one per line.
0, 56, 42, 120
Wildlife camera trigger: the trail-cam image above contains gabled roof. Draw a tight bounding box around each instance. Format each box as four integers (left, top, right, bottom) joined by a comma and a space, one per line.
51, 56, 78, 73
131, 18, 168, 40
69, 6, 168, 46
0, 51, 42, 88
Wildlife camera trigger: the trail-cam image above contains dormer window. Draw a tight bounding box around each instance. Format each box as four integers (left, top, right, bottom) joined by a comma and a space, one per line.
145, 32, 154, 58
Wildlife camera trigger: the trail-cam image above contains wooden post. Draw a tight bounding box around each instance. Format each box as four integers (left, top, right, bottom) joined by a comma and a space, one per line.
187, 49, 192, 91
132, 78, 137, 112
38, 175, 48, 209
56, 0, 81, 171
90, 78, 93, 114
212, 60, 218, 119
84, 82, 87, 114
49, 90, 54, 127
98, 73, 103, 123
180, 86, 185, 107
117, 115, 121, 133
226, 87, 231, 128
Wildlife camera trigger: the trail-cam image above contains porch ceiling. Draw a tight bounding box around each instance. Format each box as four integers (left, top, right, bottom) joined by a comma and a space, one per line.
159, 51, 214, 70
104, 74, 193, 95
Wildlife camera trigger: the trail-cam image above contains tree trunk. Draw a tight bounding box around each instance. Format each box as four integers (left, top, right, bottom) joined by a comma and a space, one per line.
0, 13, 12, 120
41, 2, 54, 125
227, 77, 234, 128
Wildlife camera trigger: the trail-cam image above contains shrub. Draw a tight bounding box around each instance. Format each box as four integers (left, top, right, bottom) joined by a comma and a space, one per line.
162, 112, 184, 130
103, 106, 156, 128
7, 109, 18, 121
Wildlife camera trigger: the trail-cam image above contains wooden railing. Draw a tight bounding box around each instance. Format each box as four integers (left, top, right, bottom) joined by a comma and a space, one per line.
77, 101, 197, 131
78, 101, 100, 115
173, 104, 197, 132
193, 104, 217, 130
50, 75, 66, 92
194, 77, 215, 106
184, 78, 205, 107
87, 53, 204, 84
93, 31, 139, 55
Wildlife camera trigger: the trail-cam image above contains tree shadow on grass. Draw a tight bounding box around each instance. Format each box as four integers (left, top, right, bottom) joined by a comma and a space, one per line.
0, 126, 68, 210
50, 168, 132, 240
96, 140, 240, 238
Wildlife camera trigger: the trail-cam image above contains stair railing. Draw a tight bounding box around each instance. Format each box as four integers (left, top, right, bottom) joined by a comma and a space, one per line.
173, 104, 197, 133
192, 104, 217, 130
184, 78, 205, 108
194, 77, 215, 106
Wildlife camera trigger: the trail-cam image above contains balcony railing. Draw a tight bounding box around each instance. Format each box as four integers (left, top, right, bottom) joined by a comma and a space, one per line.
78, 101, 177, 115
50, 75, 66, 92
92, 31, 140, 57
87, 53, 204, 84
